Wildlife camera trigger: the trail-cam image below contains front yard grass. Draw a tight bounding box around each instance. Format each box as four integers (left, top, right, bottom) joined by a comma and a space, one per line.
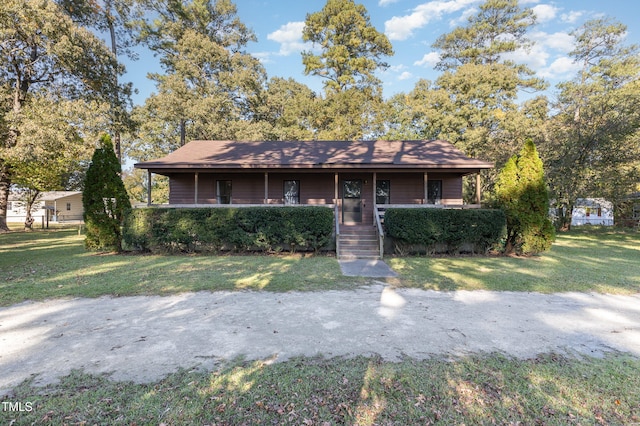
2, 227, 639, 424
0, 229, 365, 307
387, 227, 640, 294
6, 353, 639, 425
1, 227, 639, 306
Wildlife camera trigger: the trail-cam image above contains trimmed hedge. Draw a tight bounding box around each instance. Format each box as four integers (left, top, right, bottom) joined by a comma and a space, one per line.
384, 208, 506, 255
123, 207, 334, 253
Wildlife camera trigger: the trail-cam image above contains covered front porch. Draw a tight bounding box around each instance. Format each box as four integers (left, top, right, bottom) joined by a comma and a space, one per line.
141, 170, 484, 259
142, 169, 484, 225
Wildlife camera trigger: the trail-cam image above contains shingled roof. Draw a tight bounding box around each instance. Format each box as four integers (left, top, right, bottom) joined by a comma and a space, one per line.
134, 140, 493, 172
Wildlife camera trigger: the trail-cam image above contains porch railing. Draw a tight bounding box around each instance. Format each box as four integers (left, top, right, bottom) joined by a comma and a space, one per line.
374, 205, 384, 259
135, 203, 337, 209
334, 204, 340, 256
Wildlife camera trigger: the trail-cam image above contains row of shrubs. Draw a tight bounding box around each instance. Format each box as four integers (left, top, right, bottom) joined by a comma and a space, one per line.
384, 208, 506, 255
122, 207, 506, 256
123, 207, 334, 253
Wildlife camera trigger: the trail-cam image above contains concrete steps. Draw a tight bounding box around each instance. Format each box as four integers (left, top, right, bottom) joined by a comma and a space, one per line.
338, 225, 380, 259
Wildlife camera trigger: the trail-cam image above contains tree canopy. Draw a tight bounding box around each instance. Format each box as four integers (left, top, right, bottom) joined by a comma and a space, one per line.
0, 0, 123, 231
541, 18, 640, 226
128, 0, 268, 161
1, 0, 638, 230
302, 0, 393, 93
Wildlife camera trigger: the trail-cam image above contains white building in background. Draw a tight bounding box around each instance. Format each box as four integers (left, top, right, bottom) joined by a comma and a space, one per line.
571, 198, 614, 226
7, 191, 83, 224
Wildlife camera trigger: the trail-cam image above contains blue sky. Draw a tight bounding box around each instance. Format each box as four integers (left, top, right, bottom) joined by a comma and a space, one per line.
125, 0, 640, 105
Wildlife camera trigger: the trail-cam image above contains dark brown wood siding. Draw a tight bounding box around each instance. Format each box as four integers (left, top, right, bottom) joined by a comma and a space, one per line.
377, 173, 423, 204
268, 173, 335, 204
167, 174, 194, 204
166, 171, 463, 206
429, 173, 463, 205
376, 172, 463, 205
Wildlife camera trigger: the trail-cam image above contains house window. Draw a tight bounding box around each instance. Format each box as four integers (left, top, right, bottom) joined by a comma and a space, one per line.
217, 180, 232, 204
66, 203, 71, 211
376, 180, 390, 204
427, 180, 442, 204
7, 201, 12, 211
283, 180, 300, 204
585, 207, 602, 217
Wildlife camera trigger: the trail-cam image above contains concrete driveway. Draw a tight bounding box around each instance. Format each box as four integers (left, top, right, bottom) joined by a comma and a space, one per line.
1, 285, 640, 395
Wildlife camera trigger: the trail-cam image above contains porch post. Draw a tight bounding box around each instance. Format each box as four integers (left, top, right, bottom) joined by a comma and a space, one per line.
423, 172, 428, 204
476, 173, 481, 205
194, 172, 199, 204
372, 171, 377, 221
147, 170, 152, 206
334, 172, 339, 204
264, 172, 268, 204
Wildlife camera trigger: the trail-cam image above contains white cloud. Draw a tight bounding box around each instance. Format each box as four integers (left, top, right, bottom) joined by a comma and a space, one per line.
531, 31, 574, 53
389, 64, 407, 73
414, 52, 441, 67
399, 71, 413, 80
384, 0, 479, 41
532, 4, 558, 23
561, 10, 583, 23
503, 44, 549, 70
448, 6, 477, 27
253, 51, 273, 64
538, 56, 580, 79
501, 30, 575, 77
267, 21, 307, 56
379, 0, 400, 5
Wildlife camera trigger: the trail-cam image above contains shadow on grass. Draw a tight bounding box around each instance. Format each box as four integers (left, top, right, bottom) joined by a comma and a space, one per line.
6, 354, 639, 425
387, 230, 640, 294
0, 229, 364, 306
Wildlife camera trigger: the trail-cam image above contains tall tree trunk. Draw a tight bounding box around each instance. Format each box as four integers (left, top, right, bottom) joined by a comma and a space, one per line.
23, 189, 40, 231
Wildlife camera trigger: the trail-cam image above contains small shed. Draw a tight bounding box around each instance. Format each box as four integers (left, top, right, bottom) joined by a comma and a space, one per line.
571, 198, 614, 226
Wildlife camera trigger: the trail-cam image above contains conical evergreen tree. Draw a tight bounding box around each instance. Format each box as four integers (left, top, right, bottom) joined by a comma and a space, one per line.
494, 155, 520, 252
495, 139, 554, 254
83, 134, 131, 251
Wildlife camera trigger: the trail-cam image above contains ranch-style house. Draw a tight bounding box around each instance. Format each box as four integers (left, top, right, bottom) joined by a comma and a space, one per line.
134, 139, 493, 258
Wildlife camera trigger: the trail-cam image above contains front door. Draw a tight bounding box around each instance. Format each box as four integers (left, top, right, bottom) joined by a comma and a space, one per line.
342, 180, 362, 223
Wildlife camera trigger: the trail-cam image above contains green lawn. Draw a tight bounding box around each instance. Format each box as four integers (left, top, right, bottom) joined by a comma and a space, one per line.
2, 227, 640, 424
0, 229, 365, 307
1, 227, 639, 306
6, 353, 639, 425
388, 228, 640, 294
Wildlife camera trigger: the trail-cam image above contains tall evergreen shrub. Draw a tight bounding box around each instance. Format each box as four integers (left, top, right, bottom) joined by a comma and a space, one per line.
495, 139, 555, 254
83, 134, 131, 251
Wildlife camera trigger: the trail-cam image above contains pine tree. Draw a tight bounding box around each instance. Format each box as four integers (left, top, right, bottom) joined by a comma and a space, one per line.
83, 134, 131, 251
495, 139, 554, 254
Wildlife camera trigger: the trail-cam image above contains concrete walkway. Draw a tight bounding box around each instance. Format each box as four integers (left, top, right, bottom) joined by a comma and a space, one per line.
2, 286, 640, 395
338, 259, 398, 277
